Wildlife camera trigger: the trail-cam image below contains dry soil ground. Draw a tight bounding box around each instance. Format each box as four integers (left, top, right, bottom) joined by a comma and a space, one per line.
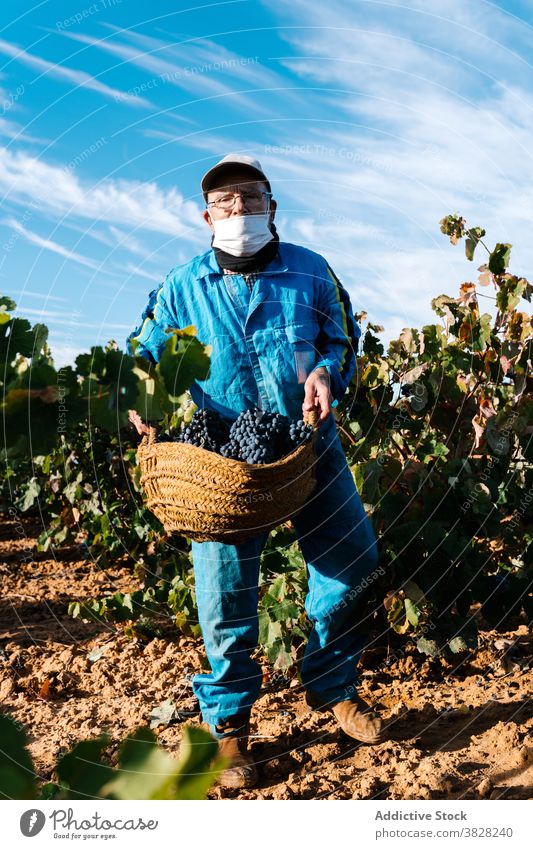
1, 516, 531, 800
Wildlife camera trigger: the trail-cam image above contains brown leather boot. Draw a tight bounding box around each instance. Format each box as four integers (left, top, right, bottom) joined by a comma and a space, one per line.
215, 718, 258, 789
332, 696, 386, 744
306, 692, 386, 744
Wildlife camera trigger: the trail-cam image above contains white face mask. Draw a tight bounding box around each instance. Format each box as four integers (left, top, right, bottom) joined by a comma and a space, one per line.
211, 213, 274, 257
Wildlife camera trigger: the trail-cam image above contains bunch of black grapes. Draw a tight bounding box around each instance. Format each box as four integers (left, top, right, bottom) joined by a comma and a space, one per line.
288, 418, 315, 450
219, 408, 282, 464
221, 408, 314, 464
174, 409, 230, 452
162, 407, 314, 464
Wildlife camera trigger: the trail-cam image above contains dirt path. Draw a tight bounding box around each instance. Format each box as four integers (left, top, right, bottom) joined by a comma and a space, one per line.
1, 517, 531, 800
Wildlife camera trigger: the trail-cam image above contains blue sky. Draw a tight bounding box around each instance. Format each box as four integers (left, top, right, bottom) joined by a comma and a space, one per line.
1, 0, 532, 366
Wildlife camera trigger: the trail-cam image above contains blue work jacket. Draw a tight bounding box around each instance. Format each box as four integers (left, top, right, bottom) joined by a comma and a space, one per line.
126, 241, 360, 423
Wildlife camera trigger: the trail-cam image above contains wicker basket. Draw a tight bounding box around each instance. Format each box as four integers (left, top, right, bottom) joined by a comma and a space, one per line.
136, 410, 319, 543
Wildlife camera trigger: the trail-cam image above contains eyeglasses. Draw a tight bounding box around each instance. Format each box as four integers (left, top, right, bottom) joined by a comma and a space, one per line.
206, 190, 272, 211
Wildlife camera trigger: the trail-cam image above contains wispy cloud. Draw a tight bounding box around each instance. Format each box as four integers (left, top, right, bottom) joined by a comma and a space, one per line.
123, 262, 162, 282
10, 289, 67, 303
14, 305, 131, 329
54, 24, 300, 114
108, 225, 147, 257
3, 217, 103, 270
0, 146, 205, 240
0, 117, 50, 145
13, 307, 129, 330
0, 36, 153, 107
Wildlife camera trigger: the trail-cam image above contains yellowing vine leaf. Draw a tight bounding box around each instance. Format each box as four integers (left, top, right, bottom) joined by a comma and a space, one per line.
478, 269, 493, 287
457, 282, 477, 305
472, 414, 485, 448
479, 397, 497, 419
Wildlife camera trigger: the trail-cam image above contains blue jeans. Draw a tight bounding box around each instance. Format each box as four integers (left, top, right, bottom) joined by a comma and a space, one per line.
190, 416, 379, 738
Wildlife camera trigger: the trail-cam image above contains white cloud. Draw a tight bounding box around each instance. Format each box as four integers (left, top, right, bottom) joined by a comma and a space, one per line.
48, 342, 83, 369
55, 24, 301, 115
108, 225, 147, 257
13, 305, 131, 329
10, 289, 67, 303
123, 262, 162, 282
59, 219, 118, 248
0, 117, 50, 145
0, 146, 205, 240
0, 36, 153, 108
3, 217, 103, 270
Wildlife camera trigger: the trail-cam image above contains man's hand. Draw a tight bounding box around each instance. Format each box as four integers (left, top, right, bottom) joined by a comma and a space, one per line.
302, 367, 333, 426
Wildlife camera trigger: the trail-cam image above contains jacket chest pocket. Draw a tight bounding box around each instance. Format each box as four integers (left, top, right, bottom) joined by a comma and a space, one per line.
284, 323, 318, 383
252, 322, 319, 388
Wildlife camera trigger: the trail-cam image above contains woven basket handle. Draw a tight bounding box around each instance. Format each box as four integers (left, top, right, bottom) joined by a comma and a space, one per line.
129, 409, 157, 443
303, 409, 319, 428
139, 424, 158, 447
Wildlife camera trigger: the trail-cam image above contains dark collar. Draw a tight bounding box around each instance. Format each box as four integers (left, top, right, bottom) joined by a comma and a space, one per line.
196, 246, 289, 280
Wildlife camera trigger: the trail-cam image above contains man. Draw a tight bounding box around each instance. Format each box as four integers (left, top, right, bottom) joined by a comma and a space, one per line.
127, 154, 386, 789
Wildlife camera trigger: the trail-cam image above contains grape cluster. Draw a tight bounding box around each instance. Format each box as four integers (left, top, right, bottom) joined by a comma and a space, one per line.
161, 406, 314, 465
174, 409, 230, 452
288, 418, 314, 451
223, 408, 314, 464
220, 409, 286, 464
